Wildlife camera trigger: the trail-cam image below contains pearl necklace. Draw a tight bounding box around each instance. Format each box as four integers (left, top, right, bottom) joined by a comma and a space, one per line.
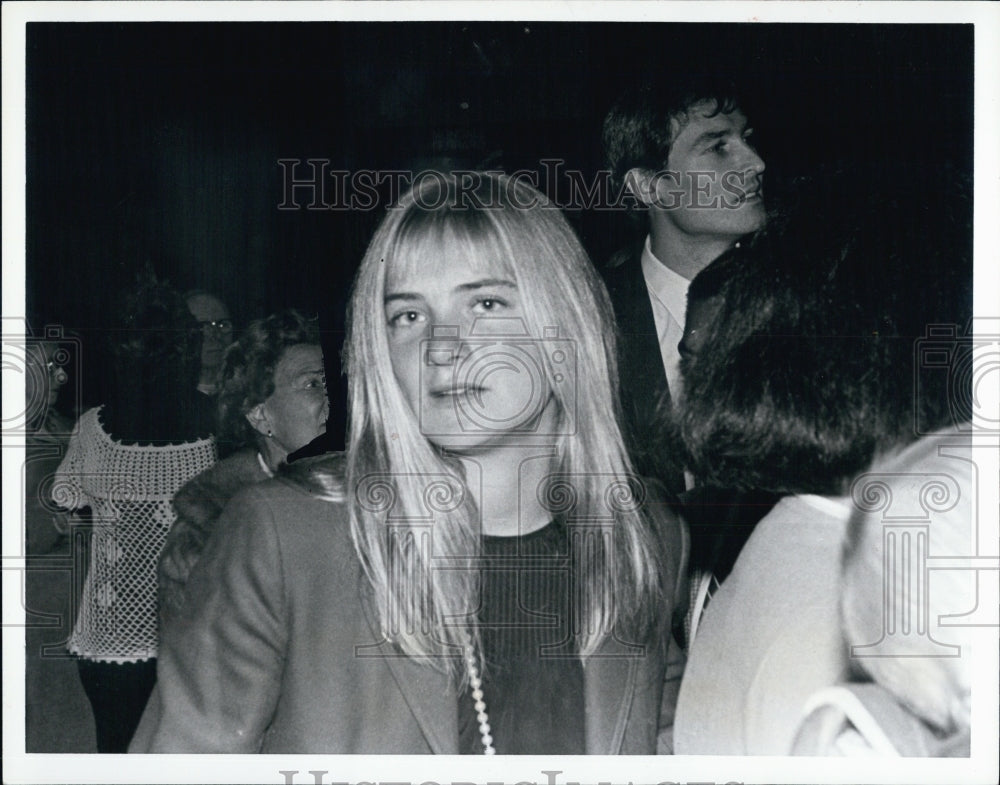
462, 635, 496, 754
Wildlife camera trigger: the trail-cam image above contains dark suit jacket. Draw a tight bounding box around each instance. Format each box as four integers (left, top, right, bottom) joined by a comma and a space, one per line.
131, 476, 685, 753
602, 245, 777, 586
602, 244, 686, 498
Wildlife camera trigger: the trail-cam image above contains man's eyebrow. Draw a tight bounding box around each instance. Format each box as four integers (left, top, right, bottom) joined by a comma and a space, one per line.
691, 129, 733, 148
689, 117, 750, 149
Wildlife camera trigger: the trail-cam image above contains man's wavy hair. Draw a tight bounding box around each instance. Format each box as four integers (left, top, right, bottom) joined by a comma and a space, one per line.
675, 168, 970, 496
215, 309, 321, 450
602, 74, 742, 198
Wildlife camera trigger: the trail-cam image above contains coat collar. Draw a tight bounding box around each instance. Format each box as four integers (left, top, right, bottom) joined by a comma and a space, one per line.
583, 634, 644, 754
358, 577, 458, 753
359, 575, 640, 754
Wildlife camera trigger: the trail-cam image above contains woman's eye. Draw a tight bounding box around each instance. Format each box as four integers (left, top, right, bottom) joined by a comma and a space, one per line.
474, 296, 507, 313
389, 310, 424, 326
711, 140, 727, 154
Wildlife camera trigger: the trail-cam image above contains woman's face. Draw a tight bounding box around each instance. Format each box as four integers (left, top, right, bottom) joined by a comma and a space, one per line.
25, 341, 68, 418
384, 246, 559, 451
258, 343, 328, 454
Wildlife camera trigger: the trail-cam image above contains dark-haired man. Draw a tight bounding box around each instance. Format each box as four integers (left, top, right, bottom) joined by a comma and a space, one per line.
601, 80, 773, 595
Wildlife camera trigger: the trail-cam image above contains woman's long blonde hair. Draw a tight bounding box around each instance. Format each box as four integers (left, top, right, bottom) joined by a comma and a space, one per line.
331, 172, 666, 677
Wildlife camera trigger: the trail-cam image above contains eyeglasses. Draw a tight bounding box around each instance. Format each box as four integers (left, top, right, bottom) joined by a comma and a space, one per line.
197, 319, 234, 334
46, 360, 69, 385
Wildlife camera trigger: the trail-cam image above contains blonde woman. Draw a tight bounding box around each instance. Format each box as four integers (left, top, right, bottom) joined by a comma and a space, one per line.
131, 172, 686, 754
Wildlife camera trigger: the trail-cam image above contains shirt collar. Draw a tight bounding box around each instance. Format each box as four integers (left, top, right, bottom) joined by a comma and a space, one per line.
640, 235, 690, 320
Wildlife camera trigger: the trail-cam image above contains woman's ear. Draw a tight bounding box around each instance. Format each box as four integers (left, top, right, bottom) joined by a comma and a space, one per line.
245, 403, 272, 437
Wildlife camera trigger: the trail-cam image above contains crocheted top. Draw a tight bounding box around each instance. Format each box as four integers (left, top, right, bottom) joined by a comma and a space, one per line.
53, 407, 216, 663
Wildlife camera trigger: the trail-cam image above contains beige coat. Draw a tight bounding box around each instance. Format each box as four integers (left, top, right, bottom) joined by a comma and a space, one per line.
131, 475, 686, 754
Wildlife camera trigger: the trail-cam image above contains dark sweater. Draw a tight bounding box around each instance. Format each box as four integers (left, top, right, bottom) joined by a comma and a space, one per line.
458, 521, 585, 754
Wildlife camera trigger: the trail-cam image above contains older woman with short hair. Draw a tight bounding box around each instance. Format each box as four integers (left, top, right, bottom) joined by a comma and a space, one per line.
157, 309, 327, 615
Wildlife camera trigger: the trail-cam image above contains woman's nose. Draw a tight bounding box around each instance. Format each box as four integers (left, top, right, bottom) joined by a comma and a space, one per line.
424, 325, 471, 366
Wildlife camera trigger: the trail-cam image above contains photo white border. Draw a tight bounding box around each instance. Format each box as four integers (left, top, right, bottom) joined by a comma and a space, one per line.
4, 3, 998, 784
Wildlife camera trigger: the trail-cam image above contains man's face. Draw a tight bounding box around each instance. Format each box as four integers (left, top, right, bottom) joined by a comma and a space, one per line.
651, 100, 766, 240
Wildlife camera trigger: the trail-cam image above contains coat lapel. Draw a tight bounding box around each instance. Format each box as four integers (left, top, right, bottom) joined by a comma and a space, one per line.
603, 250, 683, 494
358, 578, 458, 753
606, 249, 671, 423
583, 634, 642, 754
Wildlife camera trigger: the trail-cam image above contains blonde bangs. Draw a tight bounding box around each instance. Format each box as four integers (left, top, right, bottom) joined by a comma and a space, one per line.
385, 203, 518, 287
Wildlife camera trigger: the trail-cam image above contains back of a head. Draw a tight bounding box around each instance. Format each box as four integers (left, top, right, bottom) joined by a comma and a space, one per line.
104, 269, 211, 442
676, 168, 970, 495
842, 429, 974, 743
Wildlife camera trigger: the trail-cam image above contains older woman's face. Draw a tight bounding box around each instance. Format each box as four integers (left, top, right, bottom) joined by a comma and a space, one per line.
260, 343, 328, 454
384, 250, 558, 451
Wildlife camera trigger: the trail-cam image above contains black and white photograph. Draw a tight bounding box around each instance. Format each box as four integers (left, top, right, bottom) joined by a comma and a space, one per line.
3, 3, 998, 784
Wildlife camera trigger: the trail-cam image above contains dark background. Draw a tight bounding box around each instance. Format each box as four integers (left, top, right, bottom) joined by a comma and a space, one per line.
26, 22, 975, 437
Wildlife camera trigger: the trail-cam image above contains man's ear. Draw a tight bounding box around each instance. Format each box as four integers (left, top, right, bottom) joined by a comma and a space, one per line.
245, 403, 271, 437
624, 167, 659, 207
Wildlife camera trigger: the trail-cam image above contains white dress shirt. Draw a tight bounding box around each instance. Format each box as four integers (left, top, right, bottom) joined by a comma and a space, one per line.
640, 236, 692, 400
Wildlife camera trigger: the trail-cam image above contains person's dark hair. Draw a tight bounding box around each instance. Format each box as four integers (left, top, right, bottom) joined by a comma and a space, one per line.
602, 74, 741, 196
114, 270, 202, 378
216, 309, 321, 450
102, 266, 211, 443
675, 168, 970, 496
